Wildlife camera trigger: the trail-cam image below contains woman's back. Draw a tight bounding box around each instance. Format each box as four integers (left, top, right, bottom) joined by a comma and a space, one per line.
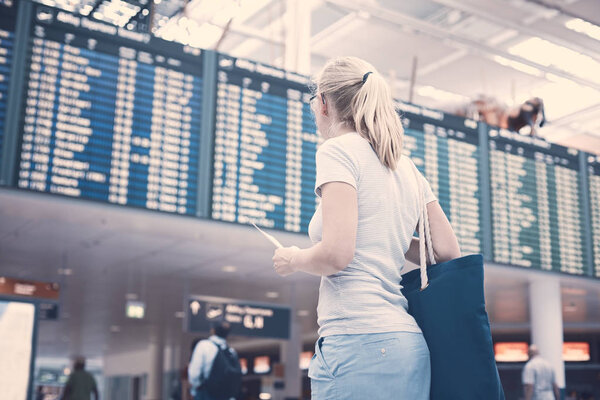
309, 131, 436, 337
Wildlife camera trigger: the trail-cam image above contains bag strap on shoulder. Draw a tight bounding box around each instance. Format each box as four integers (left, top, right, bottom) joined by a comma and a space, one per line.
409, 159, 436, 290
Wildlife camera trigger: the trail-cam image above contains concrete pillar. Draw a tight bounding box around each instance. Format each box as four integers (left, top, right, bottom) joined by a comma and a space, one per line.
280, 284, 302, 400
529, 277, 565, 389
284, 0, 311, 75
146, 327, 164, 400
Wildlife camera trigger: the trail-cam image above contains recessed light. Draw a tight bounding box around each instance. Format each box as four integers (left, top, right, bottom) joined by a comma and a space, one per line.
265, 291, 279, 299
222, 265, 237, 273
297, 310, 310, 317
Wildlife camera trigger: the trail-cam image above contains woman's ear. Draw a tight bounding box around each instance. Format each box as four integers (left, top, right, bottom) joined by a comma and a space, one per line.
320, 96, 328, 117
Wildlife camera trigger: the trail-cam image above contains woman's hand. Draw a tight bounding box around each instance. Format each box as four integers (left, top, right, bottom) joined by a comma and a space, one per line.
272, 246, 300, 277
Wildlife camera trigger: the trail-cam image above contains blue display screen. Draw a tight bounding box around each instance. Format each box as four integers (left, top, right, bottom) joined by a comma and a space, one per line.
0, 1, 17, 170
588, 155, 600, 277
16, 5, 203, 215
489, 129, 587, 275
398, 101, 482, 255
211, 54, 319, 233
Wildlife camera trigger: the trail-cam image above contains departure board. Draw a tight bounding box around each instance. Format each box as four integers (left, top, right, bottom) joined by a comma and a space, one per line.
489, 129, 587, 274
0, 1, 17, 169
16, 5, 203, 215
211, 54, 319, 233
398, 102, 482, 255
588, 155, 600, 277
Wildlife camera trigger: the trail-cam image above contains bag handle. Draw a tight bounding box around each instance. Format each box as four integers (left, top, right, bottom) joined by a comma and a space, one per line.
410, 159, 436, 290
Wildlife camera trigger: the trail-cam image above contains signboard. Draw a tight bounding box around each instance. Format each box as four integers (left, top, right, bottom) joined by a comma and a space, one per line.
17, 4, 203, 215
187, 295, 290, 339
0, 276, 59, 300
39, 302, 59, 320
489, 129, 587, 274
563, 342, 590, 362
125, 300, 145, 319
494, 342, 529, 362
397, 101, 482, 255
0, 299, 36, 400
211, 54, 319, 233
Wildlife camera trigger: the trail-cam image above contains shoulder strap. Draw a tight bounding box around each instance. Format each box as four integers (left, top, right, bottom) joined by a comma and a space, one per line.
409, 159, 436, 290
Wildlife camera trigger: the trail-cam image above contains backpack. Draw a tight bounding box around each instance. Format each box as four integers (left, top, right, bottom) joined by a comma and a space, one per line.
204, 340, 242, 400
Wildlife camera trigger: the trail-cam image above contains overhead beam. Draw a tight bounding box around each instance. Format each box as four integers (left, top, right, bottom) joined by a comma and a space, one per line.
324, 0, 600, 92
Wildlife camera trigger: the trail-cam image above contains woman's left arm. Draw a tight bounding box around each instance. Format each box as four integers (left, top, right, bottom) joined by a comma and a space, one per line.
273, 181, 357, 277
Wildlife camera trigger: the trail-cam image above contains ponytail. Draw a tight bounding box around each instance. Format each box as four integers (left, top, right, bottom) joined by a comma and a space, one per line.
314, 57, 404, 170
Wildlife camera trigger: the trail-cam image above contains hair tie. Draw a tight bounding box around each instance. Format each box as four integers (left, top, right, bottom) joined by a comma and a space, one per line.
362, 71, 373, 84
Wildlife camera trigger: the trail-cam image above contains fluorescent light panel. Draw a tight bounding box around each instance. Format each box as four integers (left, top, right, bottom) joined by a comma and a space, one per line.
508, 37, 600, 85
565, 18, 600, 41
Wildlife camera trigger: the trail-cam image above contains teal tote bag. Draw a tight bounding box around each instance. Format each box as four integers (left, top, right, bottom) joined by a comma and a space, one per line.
400, 162, 505, 400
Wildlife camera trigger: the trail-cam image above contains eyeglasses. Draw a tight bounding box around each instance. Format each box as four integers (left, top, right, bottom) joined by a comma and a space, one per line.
309, 93, 325, 105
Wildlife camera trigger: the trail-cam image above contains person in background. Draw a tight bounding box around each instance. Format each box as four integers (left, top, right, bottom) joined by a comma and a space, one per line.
522, 345, 560, 400
61, 357, 99, 400
188, 321, 241, 400
565, 390, 578, 400
271, 56, 461, 399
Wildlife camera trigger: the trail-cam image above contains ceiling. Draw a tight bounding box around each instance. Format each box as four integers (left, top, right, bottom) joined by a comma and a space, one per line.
2, 188, 600, 361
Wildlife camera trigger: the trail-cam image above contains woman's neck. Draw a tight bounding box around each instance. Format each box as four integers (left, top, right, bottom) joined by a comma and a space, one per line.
328, 122, 355, 138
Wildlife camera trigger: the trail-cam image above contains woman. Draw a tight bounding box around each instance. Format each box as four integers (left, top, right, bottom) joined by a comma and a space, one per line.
272, 56, 461, 399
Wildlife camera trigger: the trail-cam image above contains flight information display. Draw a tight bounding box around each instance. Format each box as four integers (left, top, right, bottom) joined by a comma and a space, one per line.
588, 155, 600, 277
0, 1, 17, 169
398, 102, 482, 255
16, 5, 203, 215
489, 129, 587, 274
211, 54, 319, 233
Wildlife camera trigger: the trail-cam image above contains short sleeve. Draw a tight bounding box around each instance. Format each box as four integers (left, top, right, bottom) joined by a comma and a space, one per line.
418, 170, 437, 204
522, 363, 534, 385
314, 138, 358, 197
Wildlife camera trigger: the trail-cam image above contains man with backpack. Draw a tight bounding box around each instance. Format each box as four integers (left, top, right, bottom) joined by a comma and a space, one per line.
188, 321, 242, 400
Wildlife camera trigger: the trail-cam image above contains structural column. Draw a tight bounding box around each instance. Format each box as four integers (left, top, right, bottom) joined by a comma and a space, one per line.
284, 0, 311, 75
280, 283, 302, 400
147, 327, 165, 400
529, 277, 565, 389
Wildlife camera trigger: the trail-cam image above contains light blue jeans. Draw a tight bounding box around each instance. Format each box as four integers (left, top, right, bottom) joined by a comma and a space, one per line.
309, 331, 431, 400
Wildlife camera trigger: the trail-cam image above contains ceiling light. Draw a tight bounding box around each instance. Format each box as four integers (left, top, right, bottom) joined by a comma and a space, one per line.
142, 9, 149, 16
297, 310, 310, 317
58, 268, 73, 276
259, 393, 272, 400
222, 265, 237, 273
174, 311, 185, 318
416, 85, 468, 103
265, 291, 279, 299
63, 367, 71, 376
508, 37, 600, 84
492, 56, 543, 77
125, 293, 138, 300
357, 10, 370, 20
110, 325, 121, 333
565, 18, 600, 41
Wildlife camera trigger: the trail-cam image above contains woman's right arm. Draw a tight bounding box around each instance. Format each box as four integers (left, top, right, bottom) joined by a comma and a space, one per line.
404, 200, 461, 265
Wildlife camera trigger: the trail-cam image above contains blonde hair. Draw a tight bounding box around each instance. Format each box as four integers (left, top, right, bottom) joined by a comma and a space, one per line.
314, 56, 404, 170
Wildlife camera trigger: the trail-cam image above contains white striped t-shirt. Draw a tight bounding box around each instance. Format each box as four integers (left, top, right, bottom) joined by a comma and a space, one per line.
308, 131, 437, 337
